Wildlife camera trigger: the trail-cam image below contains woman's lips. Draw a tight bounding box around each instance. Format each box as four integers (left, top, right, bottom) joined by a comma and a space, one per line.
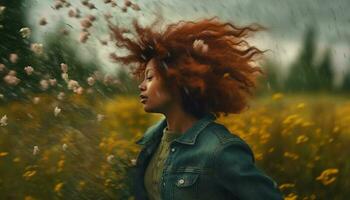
140, 98, 147, 103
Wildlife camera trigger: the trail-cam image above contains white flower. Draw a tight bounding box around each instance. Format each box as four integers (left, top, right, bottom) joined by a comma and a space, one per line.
62, 143, 68, 151
57, 92, 65, 100
107, 155, 115, 164
0, 115, 8, 126
80, 19, 92, 29
39, 17, 47, 26
87, 77, 95, 86
8, 70, 16, 76
0, 63, 5, 71
103, 74, 113, 85
79, 31, 90, 43
9, 53, 18, 63
0, 6, 6, 15
68, 9, 76, 17
104, 12, 112, 20
54, 1, 63, 10
24, 66, 34, 75
97, 114, 104, 122
74, 86, 84, 95
3, 74, 20, 85
49, 78, 57, 86
86, 88, 94, 94
131, 3, 140, 11
86, 14, 96, 22
67, 80, 79, 90
61, 73, 69, 82
64, 2, 71, 8
19, 27, 31, 38
111, 2, 117, 7
193, 39, 209, 54
60, 63, 68, 73
113, 79, 121, 86
124, 0, 132, 7
81, 0, 89, 6
94, 70, 103, 81
0, 94, 4, 99
54, 106, 61, 117
100, 39, 108, 45
33, 97, 40, 104
60, 28, 69, 36
87, 2, 96, 9
33, 146, 39, 155
30, 43, 43, 55
40, 79, 49, 90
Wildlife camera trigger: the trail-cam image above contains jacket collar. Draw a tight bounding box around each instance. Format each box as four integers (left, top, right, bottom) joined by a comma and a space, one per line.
135, 113, 217, 146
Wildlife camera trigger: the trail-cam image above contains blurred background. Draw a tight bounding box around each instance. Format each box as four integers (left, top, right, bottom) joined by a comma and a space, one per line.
0, 0, 349, 199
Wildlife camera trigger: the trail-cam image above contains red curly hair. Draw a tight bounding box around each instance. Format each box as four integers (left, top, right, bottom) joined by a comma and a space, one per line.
109, 17, 268, 119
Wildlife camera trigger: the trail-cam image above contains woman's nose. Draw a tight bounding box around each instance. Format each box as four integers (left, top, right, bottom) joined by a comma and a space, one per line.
138, 81, 145, 91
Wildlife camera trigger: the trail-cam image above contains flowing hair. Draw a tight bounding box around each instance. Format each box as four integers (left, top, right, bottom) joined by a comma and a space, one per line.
109, 16, 268, 119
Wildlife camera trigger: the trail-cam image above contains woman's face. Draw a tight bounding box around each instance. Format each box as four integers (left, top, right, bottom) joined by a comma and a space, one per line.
138, 58, 175, 114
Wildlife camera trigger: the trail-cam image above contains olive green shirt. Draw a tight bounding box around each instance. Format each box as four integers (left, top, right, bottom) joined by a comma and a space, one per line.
144, 126, 183, 200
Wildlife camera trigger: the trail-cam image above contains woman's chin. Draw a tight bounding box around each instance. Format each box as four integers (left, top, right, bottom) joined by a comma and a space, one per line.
142, 105, 151, 112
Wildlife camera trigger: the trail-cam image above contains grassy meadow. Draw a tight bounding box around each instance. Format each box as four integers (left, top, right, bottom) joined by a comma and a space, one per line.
0, 93, 349, 200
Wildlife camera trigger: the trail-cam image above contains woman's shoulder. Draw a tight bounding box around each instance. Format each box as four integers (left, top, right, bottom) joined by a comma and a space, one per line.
201, 122, 254, 158
205, 122, 249, 145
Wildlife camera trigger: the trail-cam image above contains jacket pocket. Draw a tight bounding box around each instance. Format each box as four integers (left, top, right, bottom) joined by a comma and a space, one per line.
172, 172, 200, 200
175, 173, 199, 187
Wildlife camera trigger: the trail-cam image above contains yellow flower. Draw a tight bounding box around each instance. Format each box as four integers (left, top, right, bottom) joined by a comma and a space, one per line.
272, 93, 284, 100
13, 157, 20, 162
0, 152, 8, 157
283, 114, 298, 124
23, 170, 37, 180
24, 196, 36, 200
297, 102, 305, 109
283, 152, 299, 160
77, 180, 86, 191
285, 193, 298, 200
255, 153, 263, 161
332, 126, 339, 133
316, 168, 339, 185
57, 160, 65, 172
54, 182, 64, 194
104, 178, 112, 187
279, 183, 295, 190
296, 135, 309, 144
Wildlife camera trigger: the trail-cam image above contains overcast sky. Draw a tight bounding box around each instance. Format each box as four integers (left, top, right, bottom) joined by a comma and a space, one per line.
27, 0, 350, 84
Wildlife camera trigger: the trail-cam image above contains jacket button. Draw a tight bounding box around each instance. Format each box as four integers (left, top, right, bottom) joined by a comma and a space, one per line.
178, 179, 184, 185
171, 148, 176, 152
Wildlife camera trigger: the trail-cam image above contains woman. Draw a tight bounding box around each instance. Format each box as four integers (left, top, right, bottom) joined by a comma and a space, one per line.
110, 17, 284, 200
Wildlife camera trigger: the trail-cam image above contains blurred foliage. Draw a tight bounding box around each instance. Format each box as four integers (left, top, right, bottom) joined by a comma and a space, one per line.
218, 93, 350, 200
285, 26, 319, 92
0, 93, 160, 200
0, 0, 36, 101
259, 25, 350, 94
1, 93, 350, 199
0, 1, 137, 105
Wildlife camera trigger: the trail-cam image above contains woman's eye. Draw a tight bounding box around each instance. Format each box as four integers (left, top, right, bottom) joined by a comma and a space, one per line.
146, 76, 153, 80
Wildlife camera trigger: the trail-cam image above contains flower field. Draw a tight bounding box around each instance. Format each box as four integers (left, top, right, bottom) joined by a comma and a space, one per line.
0, 93, 349, 200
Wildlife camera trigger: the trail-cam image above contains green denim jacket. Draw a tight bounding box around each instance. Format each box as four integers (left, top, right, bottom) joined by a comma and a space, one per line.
131, 113, 284, 200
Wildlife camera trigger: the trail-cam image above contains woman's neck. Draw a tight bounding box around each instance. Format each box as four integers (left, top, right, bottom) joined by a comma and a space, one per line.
164, 110, 198, 134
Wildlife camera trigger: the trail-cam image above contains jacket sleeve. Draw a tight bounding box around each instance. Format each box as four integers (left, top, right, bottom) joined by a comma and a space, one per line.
213, 139, 284, 200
